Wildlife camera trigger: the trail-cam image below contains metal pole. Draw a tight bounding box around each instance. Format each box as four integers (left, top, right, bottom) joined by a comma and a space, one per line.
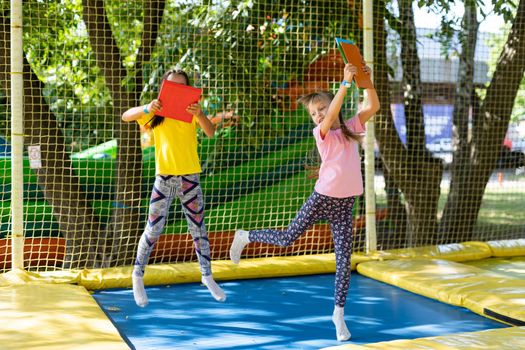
363, 0, 377, 252
10, 0, 25, 269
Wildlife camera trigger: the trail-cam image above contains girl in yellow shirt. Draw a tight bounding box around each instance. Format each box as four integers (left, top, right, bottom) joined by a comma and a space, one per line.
122, 69, 225, 306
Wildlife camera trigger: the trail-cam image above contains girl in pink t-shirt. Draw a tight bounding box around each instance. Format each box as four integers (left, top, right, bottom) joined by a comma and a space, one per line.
229, 63, 380, 341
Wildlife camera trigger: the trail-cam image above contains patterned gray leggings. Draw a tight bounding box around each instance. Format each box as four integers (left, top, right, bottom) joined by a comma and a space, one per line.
249, 191, 355, 307
133, 174, 212, 277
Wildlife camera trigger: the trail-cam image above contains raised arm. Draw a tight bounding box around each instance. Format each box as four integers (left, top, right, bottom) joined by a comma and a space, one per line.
319, 63, 356, 136
122, 99, 161, 122
357, 66, 380, 124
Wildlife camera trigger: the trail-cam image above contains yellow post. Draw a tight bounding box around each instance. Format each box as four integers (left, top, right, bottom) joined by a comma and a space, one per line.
363, 0, 377, 253
10, 0, 25, 269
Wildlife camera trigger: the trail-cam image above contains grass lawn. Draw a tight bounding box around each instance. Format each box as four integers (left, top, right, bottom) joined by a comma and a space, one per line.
373, 170, 525, 239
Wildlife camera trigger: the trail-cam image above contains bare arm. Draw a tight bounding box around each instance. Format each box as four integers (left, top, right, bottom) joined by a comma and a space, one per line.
357, 66, 380, 125
122, 99, 161, 122
187, 103, 216, 138
319, 63, 357, 137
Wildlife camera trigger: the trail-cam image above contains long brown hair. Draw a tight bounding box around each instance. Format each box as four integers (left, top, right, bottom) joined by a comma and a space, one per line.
297, 91, 362, 143
149, 69, 191, 129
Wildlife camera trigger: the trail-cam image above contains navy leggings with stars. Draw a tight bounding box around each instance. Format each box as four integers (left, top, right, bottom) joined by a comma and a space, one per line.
249, 191, 355, 307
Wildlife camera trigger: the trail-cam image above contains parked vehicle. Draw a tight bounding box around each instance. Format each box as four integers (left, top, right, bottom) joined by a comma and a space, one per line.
498, 145, 525, 169
427, 139, 453, 164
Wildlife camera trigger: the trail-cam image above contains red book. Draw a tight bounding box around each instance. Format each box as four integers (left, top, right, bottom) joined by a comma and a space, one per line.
156, 80, 202, 123
335, 38, 374, 89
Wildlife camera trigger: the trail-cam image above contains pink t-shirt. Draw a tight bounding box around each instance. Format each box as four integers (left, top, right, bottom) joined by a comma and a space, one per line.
312, 115, 365, 198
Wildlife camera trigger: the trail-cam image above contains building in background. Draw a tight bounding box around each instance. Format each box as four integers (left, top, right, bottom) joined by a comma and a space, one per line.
389, 28, 492, 161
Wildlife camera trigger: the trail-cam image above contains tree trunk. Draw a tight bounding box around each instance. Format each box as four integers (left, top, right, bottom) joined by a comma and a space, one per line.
382, 166, 407, 249
440, 0, 525, 241
373, 0, 442, 246
398, 0, 426, 150
22, 68, 105, 268
0, 14, 103, 268
439, 0, 479, 243
81, 0, 165, 266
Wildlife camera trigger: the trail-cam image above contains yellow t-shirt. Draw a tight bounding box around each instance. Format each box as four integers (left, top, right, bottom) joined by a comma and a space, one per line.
137, 115, 201, 176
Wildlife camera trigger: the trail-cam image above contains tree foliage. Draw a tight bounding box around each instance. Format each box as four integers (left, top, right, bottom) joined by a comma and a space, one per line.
22, 0, 114, 152
1, 0, 523, 266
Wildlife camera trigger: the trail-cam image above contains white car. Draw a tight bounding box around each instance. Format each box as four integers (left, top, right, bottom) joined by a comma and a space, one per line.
511, 139, 525, 153
427, 139, 453, 164
427, 139, 453, 153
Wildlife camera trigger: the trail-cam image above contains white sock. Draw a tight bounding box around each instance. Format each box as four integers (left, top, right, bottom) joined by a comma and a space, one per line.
202, 275, 226, 302
132, 274, 149, 307
229, 229, 250, 264
332, 305, 351, 341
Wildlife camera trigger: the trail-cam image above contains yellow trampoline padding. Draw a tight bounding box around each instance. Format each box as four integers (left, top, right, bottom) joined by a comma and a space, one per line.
466, 256, 525, 279
0, 268, 82, 287
357, 259, 525, 326
367, 241, 491, 262
0, 254, 374, 290
487, 239, 525, 257
73, 255, 338, 290
77, 253, 376, 290
321, 326, 525, 349
0, 283, 129, 350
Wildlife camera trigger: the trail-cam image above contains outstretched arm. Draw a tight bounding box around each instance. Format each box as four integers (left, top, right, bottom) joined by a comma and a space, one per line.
357, 66, 380, 124
122, 99, 161, 122
319, 63, 356, 137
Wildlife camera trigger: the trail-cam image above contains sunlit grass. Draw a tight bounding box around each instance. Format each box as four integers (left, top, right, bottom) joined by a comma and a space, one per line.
375, 170, 525, 234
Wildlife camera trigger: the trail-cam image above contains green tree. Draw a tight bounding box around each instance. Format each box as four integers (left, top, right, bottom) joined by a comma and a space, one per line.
372, 0, 524, 246
1, 0, 354, 268
0, 0, 165, 267
484, 17, 525, 123
440, 0, 525, 241
373, 0, 443, 247
0, 0, 109, 267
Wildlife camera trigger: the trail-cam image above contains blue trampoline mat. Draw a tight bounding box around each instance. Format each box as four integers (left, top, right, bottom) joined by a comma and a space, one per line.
94, 273, 505, 350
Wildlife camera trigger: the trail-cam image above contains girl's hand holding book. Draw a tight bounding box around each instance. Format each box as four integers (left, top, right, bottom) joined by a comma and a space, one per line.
186, 103, 205, 118
147, 99, 162, 114
343, 63, 357, 85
